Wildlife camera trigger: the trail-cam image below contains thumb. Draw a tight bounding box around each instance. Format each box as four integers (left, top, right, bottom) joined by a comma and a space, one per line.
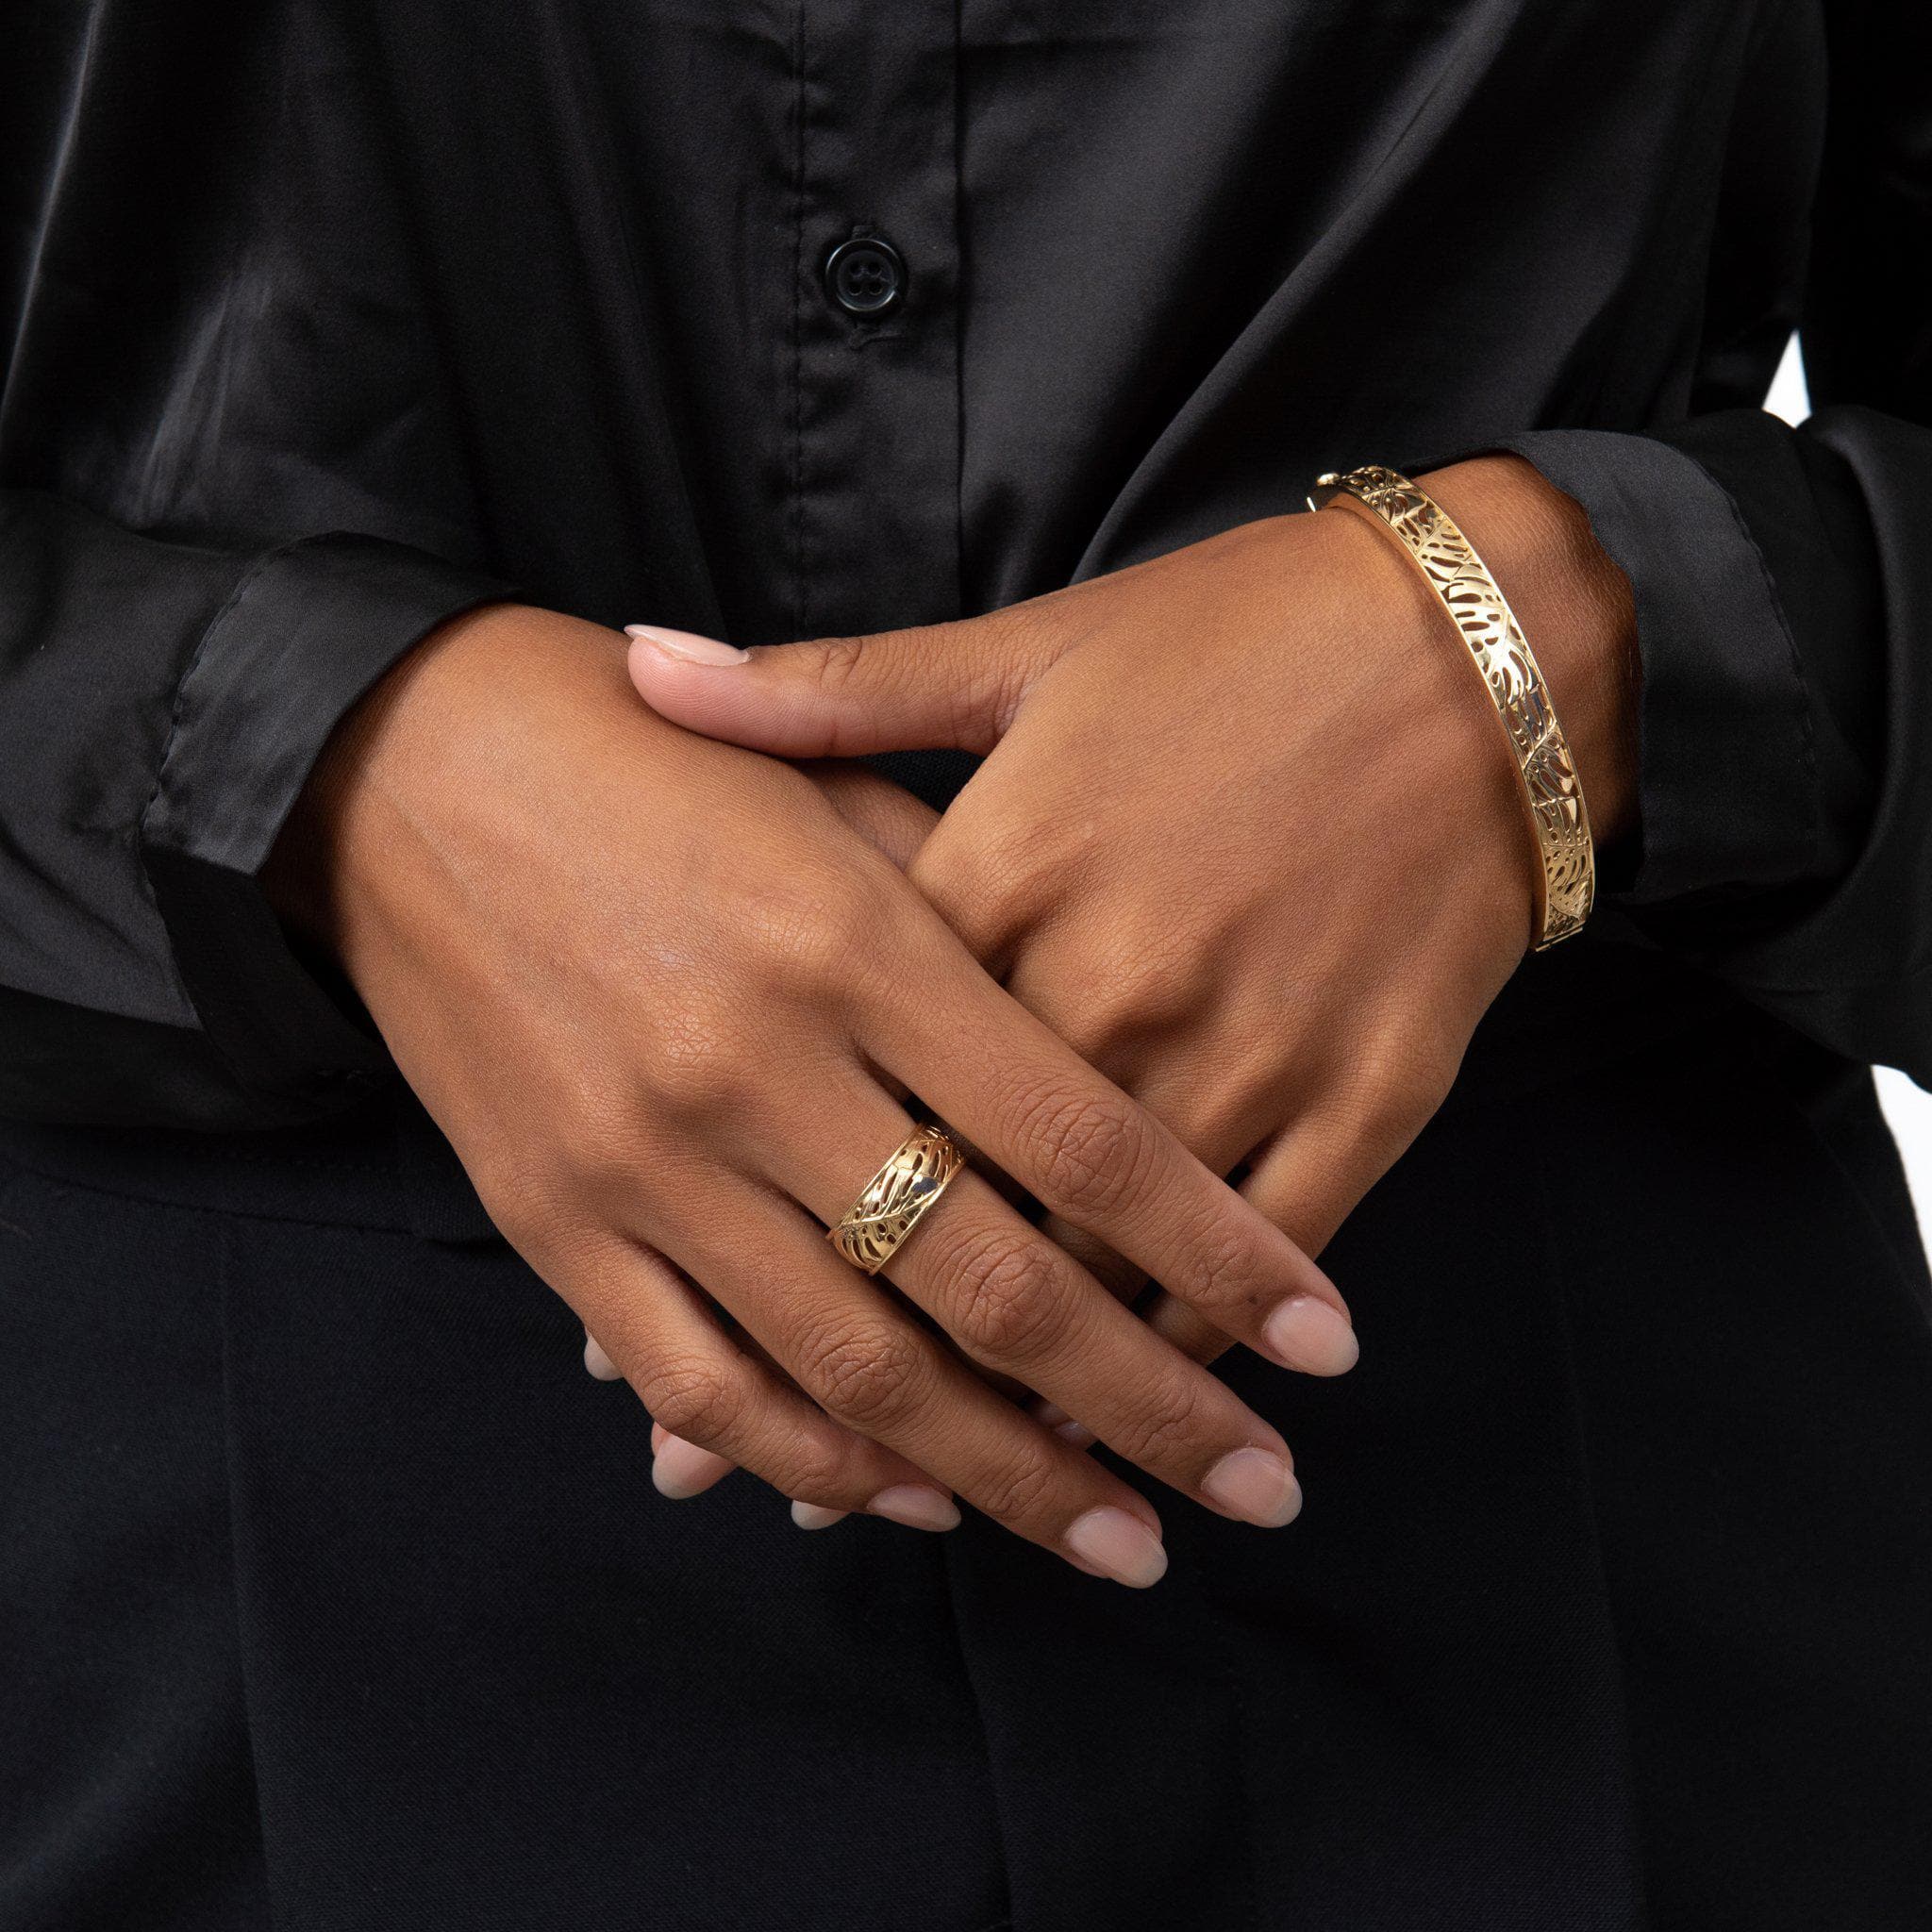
623, 609, 1049, 759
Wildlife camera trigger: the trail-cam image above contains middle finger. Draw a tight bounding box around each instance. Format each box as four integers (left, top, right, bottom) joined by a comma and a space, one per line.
764, 1074, 1308, 1531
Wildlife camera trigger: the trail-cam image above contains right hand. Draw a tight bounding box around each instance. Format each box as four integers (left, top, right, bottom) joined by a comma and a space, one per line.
266, 603, 1357, 1585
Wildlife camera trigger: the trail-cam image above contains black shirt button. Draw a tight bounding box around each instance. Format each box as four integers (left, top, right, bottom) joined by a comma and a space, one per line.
824, 236, 906, 317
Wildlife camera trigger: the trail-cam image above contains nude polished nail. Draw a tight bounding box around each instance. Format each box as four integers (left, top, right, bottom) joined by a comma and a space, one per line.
1027, 1397, 1098, 1449
791, 1501, 850, 1530
1202, 1447, 1303, 1527
867, 1486, 961, 1532
1261, 1296, 1360, 1376
652, 1433, 729, 1500
1065, 1507, 1168, 1588
624, 623, 749, 665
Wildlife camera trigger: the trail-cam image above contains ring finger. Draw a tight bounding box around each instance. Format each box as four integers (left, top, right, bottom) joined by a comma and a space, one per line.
645, 1168, 1178, 1583
762, 1075, 1308, 1532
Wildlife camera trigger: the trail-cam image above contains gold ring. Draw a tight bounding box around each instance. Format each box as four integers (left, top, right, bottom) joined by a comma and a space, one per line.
826, 1124, 966, 1274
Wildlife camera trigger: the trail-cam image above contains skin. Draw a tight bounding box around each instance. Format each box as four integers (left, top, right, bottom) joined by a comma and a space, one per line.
269, 453, 1633, 1577
619, 454, 1639, 1507
266, 596, 1362, 1591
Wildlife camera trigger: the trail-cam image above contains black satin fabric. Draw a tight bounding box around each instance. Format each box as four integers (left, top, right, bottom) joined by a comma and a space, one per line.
3, 4, 1931, 1929
2, 0, 1929, 1112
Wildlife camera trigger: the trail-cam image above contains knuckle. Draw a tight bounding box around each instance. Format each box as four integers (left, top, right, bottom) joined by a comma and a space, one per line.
1058, 934, 1204, 1058
1179, 1217, 1271, 1314
939, 1226, 1073, 1362
1012, 1085, 1154, 1219
1414, 1027, 1467, 1111
807, 634, 871, 698
973, 1450, 1058, 1527
636, 1000, 754, 1122
741, 868, 888, 990
1344, 1027, 1457, 1151
977, 598, 1062, 693
985, 808, 1081, 904
471, 1153, 572, 1255
573, 1096, 669, 1201
637, 1352, 745, 1445
1108, 1374, 1207, 1469
912, 825, 1041, 962
774, 1440, 848, 1505
796, 1320, 927, 1430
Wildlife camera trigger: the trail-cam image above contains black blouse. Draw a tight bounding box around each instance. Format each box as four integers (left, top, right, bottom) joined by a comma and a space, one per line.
2, 0, 1926, 1126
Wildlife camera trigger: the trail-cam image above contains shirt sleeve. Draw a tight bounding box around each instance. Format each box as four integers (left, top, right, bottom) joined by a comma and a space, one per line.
0, 490, 511, 1127
1459, 3, 1932, 1087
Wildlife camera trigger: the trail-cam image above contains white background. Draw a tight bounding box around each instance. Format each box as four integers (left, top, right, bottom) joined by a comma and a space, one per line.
1767, 341, 1929, 1252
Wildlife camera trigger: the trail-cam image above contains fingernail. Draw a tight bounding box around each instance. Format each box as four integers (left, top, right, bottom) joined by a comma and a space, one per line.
791, 1500, 850, 1531
866, 1485, 961, 1532
1028, 1397, 1097, 1449
1065, 1507, 1168, 1588
625, 623, 749, 666
1201, 1446, 1303, 1527
1261, 1296, 1360, 1375
583, 1330, 624, 1380
652, 1433, 728, 1500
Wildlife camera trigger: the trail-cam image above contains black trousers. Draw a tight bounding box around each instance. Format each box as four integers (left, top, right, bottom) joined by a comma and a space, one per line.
4, 957, 1930, 1932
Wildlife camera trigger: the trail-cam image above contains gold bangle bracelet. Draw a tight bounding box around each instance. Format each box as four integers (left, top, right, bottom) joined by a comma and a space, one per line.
1307, 463, 1595, 948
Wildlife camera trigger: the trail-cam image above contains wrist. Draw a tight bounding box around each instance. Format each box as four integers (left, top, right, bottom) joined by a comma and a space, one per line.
1417, 454, 1640, 851
261, 600, 609, 959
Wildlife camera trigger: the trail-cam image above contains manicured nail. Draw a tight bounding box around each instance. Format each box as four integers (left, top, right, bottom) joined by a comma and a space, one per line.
1201, 1447, 1303, 1527
583, 1329, 624, 1381
1028, 1397, 1097, 1449
652, 1433, 730, 1499
1261, 1296, 1360, 1375
791, 1500, 850, 1530
867, 1486, 961, 1532
1064, 1507, 1168, 1588
624, 623, 749, 665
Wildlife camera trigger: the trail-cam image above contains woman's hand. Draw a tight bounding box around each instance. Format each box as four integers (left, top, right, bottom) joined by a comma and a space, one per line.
625, 455, 1637, 1391
265, 603, 1358, 1584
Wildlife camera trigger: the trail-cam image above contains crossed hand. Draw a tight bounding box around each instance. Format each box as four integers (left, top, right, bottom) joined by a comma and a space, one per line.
272, 454, 1632, 1586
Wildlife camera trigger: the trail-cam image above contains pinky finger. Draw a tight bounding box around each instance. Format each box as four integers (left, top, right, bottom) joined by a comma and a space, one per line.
688, 1326, 853, 1528
588, 1319, 741, 1497
603, 1319, 850, 1520
649, 1418, 741, 1500
585, 1254, 805, 1500
577, 1234, 959, 1528
582, 1253, 741, 1496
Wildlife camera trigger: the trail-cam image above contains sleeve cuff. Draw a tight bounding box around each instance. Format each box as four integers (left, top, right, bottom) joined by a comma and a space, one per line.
1480, 425, 1825, 909
139, 529, 514, 1113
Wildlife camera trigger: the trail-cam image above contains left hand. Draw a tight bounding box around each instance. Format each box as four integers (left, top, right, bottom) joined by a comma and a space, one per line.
625, 454, 1636, 1453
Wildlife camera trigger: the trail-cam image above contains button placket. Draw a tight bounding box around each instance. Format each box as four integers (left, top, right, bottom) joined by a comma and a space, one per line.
790, 2, 961, 641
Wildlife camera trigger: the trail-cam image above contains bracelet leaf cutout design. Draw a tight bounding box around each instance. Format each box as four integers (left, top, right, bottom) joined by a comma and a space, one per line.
1310, 464, 1595, 947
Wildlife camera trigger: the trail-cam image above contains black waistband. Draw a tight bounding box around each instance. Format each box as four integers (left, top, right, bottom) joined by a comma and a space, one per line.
0, 1080, 492, 1239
